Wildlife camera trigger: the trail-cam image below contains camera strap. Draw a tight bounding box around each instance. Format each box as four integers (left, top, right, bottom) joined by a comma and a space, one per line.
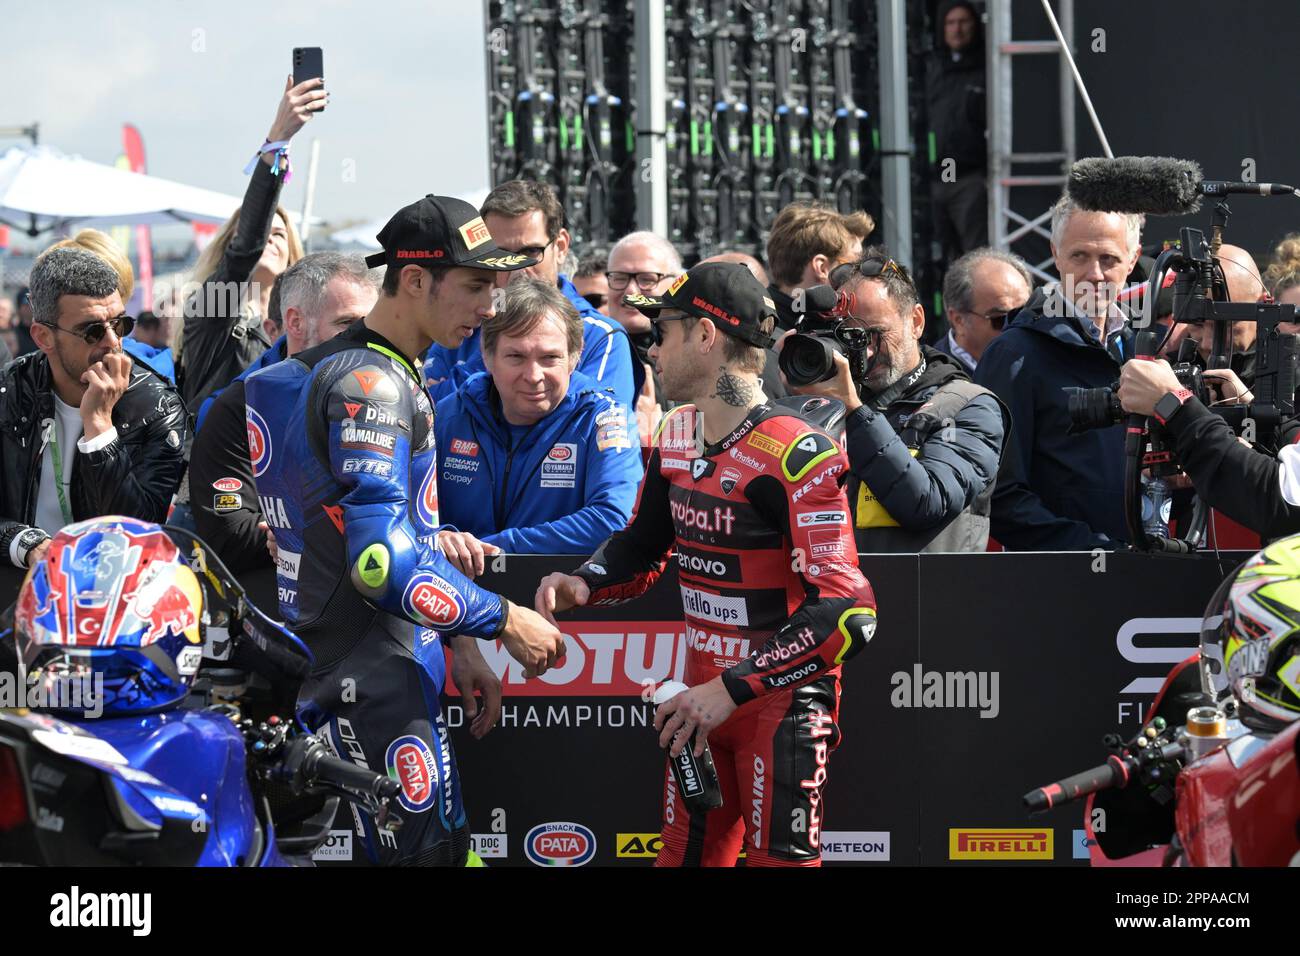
863, 357, 927, 413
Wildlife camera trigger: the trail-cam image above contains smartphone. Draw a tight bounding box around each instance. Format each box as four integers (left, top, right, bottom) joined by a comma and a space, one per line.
292, 47, 325, 110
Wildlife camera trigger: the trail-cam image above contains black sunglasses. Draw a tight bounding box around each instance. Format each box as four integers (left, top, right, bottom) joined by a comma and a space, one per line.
584, 292, 607, 309
830, 256, 915, 291
649, 314, 688, 346
41, 314, 134, 345
962, 308, 1011, 331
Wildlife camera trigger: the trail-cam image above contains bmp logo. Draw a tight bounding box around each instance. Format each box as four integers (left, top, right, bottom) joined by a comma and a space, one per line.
50, 886, 151, 935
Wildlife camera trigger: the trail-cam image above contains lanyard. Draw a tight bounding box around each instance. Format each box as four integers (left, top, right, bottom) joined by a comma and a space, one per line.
44, 418, 73, 525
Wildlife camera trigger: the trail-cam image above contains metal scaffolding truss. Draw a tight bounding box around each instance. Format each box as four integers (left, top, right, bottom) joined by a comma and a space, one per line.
986, 0, 1075, 283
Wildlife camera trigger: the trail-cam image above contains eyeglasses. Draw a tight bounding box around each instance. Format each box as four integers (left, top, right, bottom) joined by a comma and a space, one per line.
583, 292, 607, 309
606, 271, 674, 292
40, 314, 134, 345
499, 236, 555, 261
829, 256, 915, 291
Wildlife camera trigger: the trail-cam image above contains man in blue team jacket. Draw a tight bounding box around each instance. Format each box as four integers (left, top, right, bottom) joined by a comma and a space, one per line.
424, 180, 637, 408
434, 279, 642, 563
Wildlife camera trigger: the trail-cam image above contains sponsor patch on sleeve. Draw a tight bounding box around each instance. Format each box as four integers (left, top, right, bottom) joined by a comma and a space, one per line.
781, 431, 838, 483
213, 493, 242, 513
746, 431, 786, 458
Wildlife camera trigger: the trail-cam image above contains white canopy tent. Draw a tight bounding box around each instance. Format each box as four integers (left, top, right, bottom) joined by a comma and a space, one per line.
0, 144, 301, 236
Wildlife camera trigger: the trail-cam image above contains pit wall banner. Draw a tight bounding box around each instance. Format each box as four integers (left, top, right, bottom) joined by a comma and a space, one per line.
0, 549, 1246, 866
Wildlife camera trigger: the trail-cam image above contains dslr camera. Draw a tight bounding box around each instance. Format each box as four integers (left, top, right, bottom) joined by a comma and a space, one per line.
777, 285, 877, 387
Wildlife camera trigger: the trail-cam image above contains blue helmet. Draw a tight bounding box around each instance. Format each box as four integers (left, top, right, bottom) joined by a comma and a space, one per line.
14, 517, 206, 717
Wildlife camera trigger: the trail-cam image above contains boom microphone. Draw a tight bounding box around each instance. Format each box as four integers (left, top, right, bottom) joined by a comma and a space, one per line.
1067, 156, 1299, 216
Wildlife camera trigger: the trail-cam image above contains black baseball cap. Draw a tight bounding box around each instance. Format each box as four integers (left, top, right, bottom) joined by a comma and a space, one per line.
625, 261, 778, 348
364, 195, 538, 272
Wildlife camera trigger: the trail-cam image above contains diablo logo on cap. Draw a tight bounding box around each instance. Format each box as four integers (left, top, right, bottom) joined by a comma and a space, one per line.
385, 735, 439, 813
524, 822, 596, 867
402, 574, 467, 630
246, 408, 272, 477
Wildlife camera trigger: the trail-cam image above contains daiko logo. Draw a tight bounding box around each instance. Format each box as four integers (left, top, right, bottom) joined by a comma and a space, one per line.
949, 828, 1053, 860
525, 822, 596, 866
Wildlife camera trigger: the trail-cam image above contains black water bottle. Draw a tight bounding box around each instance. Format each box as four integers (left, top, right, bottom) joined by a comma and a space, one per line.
653, 681, 723, 812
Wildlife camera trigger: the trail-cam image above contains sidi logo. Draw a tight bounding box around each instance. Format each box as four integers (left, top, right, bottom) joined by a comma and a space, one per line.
50, 886, 151, 936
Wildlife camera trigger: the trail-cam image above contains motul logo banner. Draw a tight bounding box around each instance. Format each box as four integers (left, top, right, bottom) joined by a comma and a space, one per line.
444, 625, 690, 696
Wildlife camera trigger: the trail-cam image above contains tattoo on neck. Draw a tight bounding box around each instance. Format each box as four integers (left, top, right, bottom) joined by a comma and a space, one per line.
712, 369, 753, 407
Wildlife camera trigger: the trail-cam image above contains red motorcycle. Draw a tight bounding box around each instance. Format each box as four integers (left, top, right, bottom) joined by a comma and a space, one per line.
1026, 536, 1300, 867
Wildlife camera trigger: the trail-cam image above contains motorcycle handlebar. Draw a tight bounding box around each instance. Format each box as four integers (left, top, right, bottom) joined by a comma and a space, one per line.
273, 736, 400, 803
1023, 754, 1133, 813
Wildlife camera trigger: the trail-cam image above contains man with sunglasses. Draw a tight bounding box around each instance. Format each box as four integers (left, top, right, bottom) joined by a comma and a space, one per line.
537, 262, 878, 866
0, 247, 187, 568
424, 180, 636, 409
783, 248, 1008, 552
935, 248, 1032, 373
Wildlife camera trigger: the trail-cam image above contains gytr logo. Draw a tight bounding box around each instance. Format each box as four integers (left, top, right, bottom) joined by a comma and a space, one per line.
49, 886, 151, 936
890, 663, 1000, 718
525, 822, 596, 866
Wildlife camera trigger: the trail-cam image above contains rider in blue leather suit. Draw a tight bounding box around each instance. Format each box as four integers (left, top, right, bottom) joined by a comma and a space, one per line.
245, 196, 566, 865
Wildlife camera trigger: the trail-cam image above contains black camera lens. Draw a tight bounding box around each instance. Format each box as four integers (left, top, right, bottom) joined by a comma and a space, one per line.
1066, 386, 1124, 433
779, 333, 840, 386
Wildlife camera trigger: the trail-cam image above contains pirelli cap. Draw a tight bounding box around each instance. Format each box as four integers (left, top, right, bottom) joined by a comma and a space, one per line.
364, 195, 538, 272
625, 261, 778, 348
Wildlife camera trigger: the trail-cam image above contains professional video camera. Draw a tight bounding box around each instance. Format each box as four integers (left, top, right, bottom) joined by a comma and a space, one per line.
777, 284, 878, 387
1067, 156, 1300, 553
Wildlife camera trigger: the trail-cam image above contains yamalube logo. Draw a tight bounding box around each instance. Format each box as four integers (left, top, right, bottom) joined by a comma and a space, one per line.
525, 822, 596, 866
50, 885, 151, 936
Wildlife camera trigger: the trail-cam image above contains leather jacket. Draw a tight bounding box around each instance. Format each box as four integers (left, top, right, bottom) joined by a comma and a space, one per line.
0, 351, 189, 565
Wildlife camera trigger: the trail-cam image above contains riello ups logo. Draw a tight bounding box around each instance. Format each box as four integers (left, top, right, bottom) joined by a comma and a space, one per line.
949, 828, 1053, 861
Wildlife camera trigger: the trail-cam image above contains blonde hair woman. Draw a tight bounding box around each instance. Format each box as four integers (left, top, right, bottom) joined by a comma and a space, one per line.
177, 74, 323, 410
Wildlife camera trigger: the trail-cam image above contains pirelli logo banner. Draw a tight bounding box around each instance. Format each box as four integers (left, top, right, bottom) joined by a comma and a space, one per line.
948, 829, 1054, 860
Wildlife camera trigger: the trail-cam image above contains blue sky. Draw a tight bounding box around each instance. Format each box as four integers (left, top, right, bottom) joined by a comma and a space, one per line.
3, 0, 491, 249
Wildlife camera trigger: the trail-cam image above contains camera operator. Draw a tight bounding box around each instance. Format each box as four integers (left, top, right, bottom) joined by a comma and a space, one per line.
780, 249, 1007, 552
1116, 356, 1300, 539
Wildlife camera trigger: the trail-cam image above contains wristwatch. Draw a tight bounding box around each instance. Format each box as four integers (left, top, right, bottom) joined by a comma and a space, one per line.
12, 527, 50, 568
1152, 387, 1194, 426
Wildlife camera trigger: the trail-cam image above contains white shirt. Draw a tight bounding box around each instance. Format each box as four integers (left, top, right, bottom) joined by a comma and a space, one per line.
30, 397, 118, 536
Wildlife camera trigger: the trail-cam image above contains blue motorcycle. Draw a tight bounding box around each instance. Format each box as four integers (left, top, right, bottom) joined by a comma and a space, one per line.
0, 518, 400, 866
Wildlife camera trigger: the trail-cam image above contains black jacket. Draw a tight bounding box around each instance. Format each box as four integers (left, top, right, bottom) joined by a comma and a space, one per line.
178, 160, 285, 411
845, 348, 1007, 552
0, 352, 189, 565
1165, 398, 1300, 539
975, 287, 1132, 549
925, 0, 987, 173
